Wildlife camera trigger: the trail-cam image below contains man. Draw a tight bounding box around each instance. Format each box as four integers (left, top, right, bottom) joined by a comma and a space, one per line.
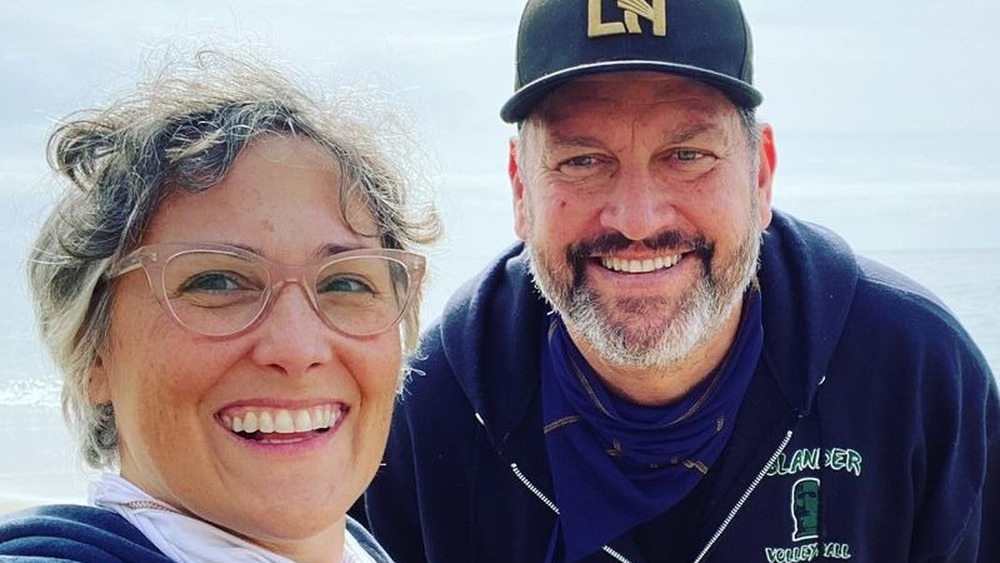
362, 0, 999, 561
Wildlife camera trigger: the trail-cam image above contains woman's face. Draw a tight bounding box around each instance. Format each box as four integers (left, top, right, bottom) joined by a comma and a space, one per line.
90, 135, 402, 559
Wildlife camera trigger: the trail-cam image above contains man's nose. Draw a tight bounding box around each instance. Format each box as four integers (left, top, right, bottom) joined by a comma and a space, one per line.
599, 166, 677, 241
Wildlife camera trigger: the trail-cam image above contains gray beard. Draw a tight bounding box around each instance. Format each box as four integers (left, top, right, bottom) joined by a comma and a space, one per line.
526, 212, 762, 371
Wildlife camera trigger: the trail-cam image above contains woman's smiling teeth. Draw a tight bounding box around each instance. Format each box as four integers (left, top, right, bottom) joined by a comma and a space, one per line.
220, 405, 343, 435
600, 254, 682, 274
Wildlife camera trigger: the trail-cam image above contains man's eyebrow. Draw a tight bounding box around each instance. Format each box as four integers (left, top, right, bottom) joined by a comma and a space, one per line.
664, 121, 724, 145
545, 132, 606, 149
544, 121, 724, 149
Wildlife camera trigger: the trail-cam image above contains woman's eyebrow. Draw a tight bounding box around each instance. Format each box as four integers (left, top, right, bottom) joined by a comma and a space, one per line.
319, 243, 368, 258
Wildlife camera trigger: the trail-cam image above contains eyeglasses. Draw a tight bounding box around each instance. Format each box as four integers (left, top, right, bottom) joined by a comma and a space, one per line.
108, 243, 426, 338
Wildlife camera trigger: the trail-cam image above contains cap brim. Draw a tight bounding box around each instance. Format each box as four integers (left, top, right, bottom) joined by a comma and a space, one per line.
499, 60, 763, 123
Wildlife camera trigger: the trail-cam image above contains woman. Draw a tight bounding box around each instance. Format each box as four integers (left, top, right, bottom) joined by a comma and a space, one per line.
0, 52, 439, 562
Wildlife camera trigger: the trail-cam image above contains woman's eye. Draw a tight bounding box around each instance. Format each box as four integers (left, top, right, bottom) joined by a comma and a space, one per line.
319, 275, 376, 294
180, 271, 245, 292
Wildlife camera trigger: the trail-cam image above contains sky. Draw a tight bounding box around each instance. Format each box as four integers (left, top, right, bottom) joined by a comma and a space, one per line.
2, 0, 998, 175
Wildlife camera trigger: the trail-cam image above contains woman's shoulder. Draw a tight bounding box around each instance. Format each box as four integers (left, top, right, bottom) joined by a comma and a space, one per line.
0, 504, 170, 562
346, 515, 394, 562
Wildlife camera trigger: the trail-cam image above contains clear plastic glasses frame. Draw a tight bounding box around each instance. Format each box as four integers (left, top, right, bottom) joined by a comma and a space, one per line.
108, 242, 426, 338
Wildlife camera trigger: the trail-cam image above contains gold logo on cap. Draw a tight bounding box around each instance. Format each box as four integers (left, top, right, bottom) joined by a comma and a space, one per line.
588, 0, 667, 38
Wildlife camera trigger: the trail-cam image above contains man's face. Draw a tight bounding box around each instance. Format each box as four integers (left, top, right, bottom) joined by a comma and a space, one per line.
510, 72, 773, 372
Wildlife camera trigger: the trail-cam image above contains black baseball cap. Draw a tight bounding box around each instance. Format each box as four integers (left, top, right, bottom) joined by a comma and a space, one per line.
500, 0, 763, 123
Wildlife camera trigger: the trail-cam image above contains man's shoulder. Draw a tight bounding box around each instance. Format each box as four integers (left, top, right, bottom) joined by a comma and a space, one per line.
763, 210, 954, 325
0, 504, 168, 562
760, 211, 991, 384
851, 255, 990, 370
764, 210, 955, 319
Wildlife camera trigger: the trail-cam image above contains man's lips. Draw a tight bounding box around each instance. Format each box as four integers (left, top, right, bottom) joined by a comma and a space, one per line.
598, 253, 683, 273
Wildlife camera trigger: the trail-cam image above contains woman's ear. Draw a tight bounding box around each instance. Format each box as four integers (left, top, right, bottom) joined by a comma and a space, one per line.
89, 352, 111, 404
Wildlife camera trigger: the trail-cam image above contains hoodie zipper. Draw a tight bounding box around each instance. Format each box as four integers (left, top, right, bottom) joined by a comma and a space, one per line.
510, 430, 795, 563
692, 429, 795, 563
510, 463, 633, 563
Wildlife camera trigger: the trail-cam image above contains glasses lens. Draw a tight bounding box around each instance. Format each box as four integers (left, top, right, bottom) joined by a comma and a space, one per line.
314, 256, 411, 336
161, 250, 268, 336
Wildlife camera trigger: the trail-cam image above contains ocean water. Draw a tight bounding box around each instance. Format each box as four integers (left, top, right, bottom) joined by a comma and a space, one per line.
0, 131, 996, 508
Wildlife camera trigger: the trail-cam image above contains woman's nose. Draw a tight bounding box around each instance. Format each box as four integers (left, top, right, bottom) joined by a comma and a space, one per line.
249, 281, 335, 377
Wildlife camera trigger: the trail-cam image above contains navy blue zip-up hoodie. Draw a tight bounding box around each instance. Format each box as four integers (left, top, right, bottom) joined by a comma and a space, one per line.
0, 505, 171, 562
364, 210, 999, 562
0, 504, 393, 562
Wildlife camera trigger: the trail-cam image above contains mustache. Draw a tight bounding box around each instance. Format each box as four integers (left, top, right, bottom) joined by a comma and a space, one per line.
565, 231, 714, 284
567, 230, 713, 259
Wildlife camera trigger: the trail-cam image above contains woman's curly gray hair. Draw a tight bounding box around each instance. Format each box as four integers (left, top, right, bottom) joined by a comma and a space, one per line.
28, 51, 441, 469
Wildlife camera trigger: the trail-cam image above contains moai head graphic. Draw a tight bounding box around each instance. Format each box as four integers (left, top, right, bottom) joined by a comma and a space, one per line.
791, 477, 820, 541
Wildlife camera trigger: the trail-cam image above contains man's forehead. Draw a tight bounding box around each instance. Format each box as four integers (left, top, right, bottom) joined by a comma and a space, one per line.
534, 72, 736, 124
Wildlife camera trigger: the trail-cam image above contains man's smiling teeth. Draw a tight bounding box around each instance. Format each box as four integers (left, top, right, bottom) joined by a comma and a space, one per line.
222, 406, 341, 434
601, 254, 682, 273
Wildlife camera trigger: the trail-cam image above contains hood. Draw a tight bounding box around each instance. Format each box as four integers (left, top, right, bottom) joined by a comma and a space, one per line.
757, 211, 859, 413
433, 210, 860, 445
433, 244, 548, 451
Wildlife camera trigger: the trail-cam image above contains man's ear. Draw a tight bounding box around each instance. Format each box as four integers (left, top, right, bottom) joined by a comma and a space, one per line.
756, 123, 777, 230
509, 136, 529, 241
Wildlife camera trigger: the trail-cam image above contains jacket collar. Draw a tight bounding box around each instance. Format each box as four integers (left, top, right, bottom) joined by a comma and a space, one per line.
437, 243, 548, 452
757, 212, 859, 415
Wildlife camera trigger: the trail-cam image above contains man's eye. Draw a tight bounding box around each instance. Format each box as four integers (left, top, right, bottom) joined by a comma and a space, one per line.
564, 155, 598, 167
675, 149, 704, 162
556, 154, 609, 178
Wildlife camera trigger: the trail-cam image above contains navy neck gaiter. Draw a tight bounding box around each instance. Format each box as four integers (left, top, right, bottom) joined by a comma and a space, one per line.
540, 290, 763, 562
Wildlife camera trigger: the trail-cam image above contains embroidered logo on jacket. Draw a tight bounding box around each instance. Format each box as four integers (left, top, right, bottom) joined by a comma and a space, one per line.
761, 447, 861, 562
588, 0, 667, 37
766, 447, 862, 477
791, 478, 820, 542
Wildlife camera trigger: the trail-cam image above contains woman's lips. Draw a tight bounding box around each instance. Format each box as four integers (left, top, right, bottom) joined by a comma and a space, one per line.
218, 404, 344, 439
